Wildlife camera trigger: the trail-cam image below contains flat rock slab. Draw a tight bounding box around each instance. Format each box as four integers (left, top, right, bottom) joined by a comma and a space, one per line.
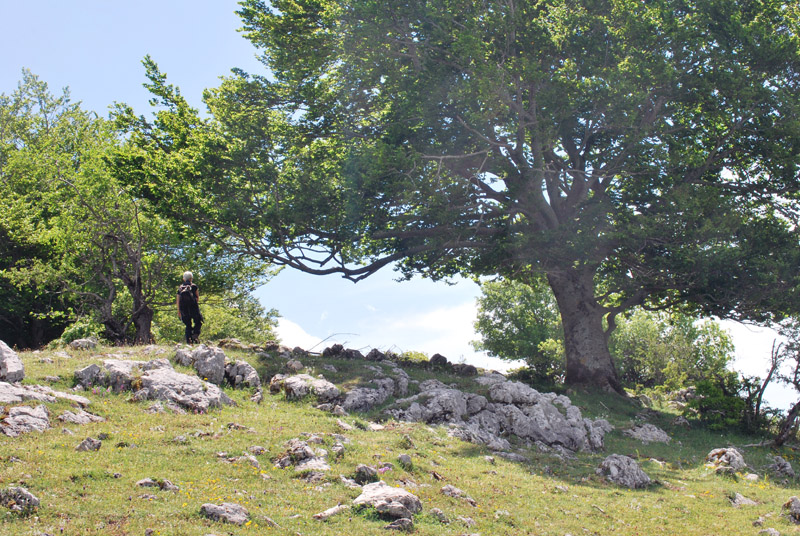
0, 383, 87, 406
200, 502, 250, 525
624, 423, 671, 444
58, 409, 105, 425
1, 405, 49, 437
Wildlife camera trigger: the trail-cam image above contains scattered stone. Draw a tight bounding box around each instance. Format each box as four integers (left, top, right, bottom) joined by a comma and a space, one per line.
200, 503, 250, 525
0, 486, 40, 512
249, 446, 267, 456
623, 423, 671, 444
770, 456, 796, 478
457, 516, 476, 527
784, 496, 800, 523
286, 359, 304, 372
340, 475, 361, 489
706, 447, 747, 473
672, 416, 691, 428
758, 529, 780, 536
596, 454, 651, 489
430, 507, 449, 523
313, 504, 350, 520
441, 484, 477, 506
398, 454, 412, 468
731, 493, 757, 507
353, 481, 423, 515
1, 405, 50, 437
384, 517, 414, 531
0, 341, 24, 383
377, 500, 414, 519
68, 338, 98, 350
76, 437, 102, 451
57, 409, 105, 425
355, 464, 379, 484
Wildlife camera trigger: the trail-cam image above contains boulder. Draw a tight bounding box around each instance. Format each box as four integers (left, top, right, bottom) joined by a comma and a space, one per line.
190, 345, 226, 385
769, 456, 795, 478
429, 354, 449, 368
224, 360, 261, 389
0, 341, 24, 383
596, 454, 652, 489
76, 437, 102, 451
0, 382, 89, 406
139, 366, 234, 413
623, 423, 671, 444
730, 493, 757, 507
0, 487, 40, 512
1, 405, 49, 437
200, 502, 250, 525
784, 496, 800, 523
353, 481, 422, 515
706, 447, 747, 473
274, 374, 341, 403
58, 409, 105, 425
68, 337, 97, 350
452, 364, 478, 377
343, 378, 397, 413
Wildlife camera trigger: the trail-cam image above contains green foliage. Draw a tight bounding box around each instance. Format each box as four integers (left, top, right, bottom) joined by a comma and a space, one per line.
688, 377, 746, 431
609, 310, 735, 391
472, 277, 564, 384
57, 318, 103, 345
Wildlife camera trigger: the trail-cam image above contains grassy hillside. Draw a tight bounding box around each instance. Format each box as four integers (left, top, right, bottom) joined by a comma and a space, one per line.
1, 344, 798, 535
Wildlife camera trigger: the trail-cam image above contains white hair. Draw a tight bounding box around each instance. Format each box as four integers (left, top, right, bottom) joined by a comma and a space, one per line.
182, 271, 193, 282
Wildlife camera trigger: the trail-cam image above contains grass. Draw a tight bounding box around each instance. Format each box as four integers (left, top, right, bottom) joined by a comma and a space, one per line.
1, 344, 799, 535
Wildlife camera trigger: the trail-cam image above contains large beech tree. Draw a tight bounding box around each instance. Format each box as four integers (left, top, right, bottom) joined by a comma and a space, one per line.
115, 0, 800, 392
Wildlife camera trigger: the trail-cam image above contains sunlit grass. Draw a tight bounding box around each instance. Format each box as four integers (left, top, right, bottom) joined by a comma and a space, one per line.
1, 344, 798, 535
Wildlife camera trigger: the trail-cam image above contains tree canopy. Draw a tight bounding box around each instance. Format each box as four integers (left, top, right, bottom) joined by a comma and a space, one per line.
114, 0, 800, 391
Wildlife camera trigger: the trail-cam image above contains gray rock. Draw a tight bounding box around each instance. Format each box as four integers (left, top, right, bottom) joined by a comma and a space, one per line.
0, 486, 40, 511
76, 437, 102, 451
377, 500, 414, 519
355, 464, 379, 484
224, 360, 261, 389
286, 359, 304, 372
191, 345, 226, 385
200, 502, 250, 525
597, 454, 652, 489
624, 423, 671, 444
1, 405, 49, 437
730, 492, 757, 507
429, 354, 449, 368
353, 481, 422, 514
706, 447, 747, 472
74, 364, 102, 387
770, 456, 795, 478
784, 496, 800, 523
452, 363, 478, 376
174, 346, 193, 367
441, 484, 476, 506
57, 409, 105, 425
0, 340, 24, 383
384, 517, 414, 531
279, 374, 341, 403
0, 382, 87, 406
68, 337, 97, 350
758, 529, 781, 536
139, 366, 234, 413
343, 378, 397, 413
429, 507, 449, 523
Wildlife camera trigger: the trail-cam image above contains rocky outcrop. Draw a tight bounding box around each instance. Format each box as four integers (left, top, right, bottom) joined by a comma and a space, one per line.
624, 423, 671, 444
58, 409, 105, 425
706, 447, 747, 473
0, 382, 90, 407
74, 359, 233, 413
353, 481, 423, 516
0, 487, 40, 512
0, 341, 24, 383
386, 378, 612, 453
1, 405, 49, 437
597, 454, 652, 489
770, 456, 796, 478
270, 374, 341, 403
200, 503, 250, 525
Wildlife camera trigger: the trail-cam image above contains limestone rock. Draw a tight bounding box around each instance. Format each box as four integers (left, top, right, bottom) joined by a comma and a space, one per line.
76, 437, 102, 451
1, 405, 49, 437
730, 492, 757, 507
0, 487, 40, 511
200, 502, 250, 525
190, 345, 226, 385
784, 496, 800, 523
0, 340, 24, 383
0, 382, 89, 407
706, 447, 747, 473
224, 360, 261, 389
384, 517, 414, 531
597, 454, 652, 489
279, 374, 341, 403
769, 456, 795, 478
69, 337, 97, 350
58, 409, 105, 425
353, 481, 423, 515
624, 423, 671, 444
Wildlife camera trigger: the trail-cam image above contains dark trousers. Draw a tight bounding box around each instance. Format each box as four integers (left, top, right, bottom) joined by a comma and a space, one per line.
182, 312, 202, 343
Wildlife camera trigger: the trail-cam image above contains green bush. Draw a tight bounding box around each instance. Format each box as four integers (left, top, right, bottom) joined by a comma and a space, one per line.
58, 318, 103, 344
688, 377, 746, 431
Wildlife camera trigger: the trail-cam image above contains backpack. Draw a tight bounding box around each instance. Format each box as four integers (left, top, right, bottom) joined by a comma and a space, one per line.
178, 283, 197, 310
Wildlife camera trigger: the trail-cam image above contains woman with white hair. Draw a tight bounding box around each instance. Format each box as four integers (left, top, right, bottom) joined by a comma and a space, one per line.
177, 271, 203, 343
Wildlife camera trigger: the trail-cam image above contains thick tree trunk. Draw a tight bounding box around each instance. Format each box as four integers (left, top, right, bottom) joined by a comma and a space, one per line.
131, 295, 153, 345
775, 399, 800, 447
547, 267, 624, 394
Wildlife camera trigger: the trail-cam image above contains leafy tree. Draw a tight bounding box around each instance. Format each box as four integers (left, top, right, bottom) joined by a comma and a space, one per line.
115, 1, 800, 392
0, 71, 274, 346
472, 277, 564, 384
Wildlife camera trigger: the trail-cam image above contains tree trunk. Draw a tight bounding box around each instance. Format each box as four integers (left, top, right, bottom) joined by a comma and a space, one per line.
775, 399, 800, 447
547, 267, 624, 394
131, 294, 153, 345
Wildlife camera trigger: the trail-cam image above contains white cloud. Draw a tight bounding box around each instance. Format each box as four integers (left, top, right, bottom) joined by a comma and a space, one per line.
276, 319, 324, 351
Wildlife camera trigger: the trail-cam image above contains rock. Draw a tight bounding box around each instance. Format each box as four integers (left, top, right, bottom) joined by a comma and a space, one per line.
0, 486, 40, 511
769, 456, 795, 478
452, 364, 478, 377
140, 365, 234, 413
174, 346, 193, 367
343, 378, 397, 413
596, 454, 652, 489
74, 364, 102, 386
355, 464, 379, 484
758, 529, 781, 536
398, 454, 412, 468
623, 423, 671, 444
672, 415, 691, 428
191, 345, 226, 385
784, 496, 800, 523
441, 484, 477, 506
224, 360, 261, 389
1, 405, 49, 437
314, 504, 350, 520
200, 503, 250, 525
68, 337, 97, 350
278, 374, 341, 403
57, 409, 104, 425
377, 500, 414, 519
286, 359, 304, 372
430, 507, 449, 523
730, 492, 757, 507
353, 481, 423, 515
76, 437, 102, 451
384, 517, 414, 531
0, 382, 89, 407
0, 340, 24, 383
706, 447, 746, 473
429, 354, 449, 368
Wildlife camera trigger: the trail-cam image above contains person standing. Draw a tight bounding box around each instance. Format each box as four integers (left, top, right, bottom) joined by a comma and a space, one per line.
177, 271, 202, 344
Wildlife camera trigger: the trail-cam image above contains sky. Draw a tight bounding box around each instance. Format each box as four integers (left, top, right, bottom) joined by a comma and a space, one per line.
1, 1, 793, 409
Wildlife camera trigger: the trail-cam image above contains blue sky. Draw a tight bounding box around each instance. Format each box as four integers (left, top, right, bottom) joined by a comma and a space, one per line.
2, 1, 793, 408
